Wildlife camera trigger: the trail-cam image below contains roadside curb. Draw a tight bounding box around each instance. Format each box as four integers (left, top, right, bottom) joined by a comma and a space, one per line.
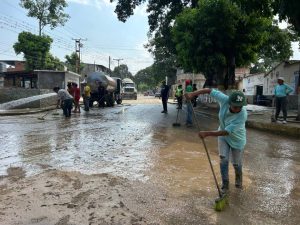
246, 120, 300, 138
193, 106, 300, 138
0, 106, 57, 116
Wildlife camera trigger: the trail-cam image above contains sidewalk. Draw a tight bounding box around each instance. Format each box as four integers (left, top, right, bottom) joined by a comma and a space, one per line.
169, 99, 300, 138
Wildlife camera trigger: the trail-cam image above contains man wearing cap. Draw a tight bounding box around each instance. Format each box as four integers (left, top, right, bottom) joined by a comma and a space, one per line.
186, 88, 247, 193
274, 77, 294, 124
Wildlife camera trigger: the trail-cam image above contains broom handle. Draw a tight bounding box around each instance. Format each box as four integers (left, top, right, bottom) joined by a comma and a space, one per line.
175, 108, 180, 123
189, 101, 222, 197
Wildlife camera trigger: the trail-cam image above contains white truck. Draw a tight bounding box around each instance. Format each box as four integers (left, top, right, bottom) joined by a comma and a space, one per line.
122, 78, 137, 100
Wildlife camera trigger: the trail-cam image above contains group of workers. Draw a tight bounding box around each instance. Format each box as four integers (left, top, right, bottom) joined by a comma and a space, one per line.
53, 76, 293, 194
166, 76, 293, 193
52, 82, 91, 117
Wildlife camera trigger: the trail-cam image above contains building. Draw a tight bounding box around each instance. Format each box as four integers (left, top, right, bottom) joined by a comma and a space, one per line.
0, 60, 25, 72
81, 63, 110, 77
242, 73, 266, 104
235, 67, 251, 90
0, 70, 81, 105
263, 60, 299, 96
176, 69, 206, 89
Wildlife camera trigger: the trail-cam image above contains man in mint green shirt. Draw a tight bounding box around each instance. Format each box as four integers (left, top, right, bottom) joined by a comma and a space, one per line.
186, 88, 247, 193
273, 77, 294, 124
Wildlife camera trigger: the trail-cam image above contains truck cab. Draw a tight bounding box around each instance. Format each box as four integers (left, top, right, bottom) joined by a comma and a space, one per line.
122, 78, 137, 100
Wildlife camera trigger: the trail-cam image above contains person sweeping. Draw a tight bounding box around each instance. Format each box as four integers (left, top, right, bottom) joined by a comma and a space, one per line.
186, 88, 247, 193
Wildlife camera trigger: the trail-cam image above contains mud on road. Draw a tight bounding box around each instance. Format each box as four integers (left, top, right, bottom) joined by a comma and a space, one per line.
0, 96, 300, 225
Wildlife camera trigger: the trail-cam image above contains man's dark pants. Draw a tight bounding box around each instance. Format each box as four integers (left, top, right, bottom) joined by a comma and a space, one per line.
275, 96, 287, 120
162, 97, 168, 112
62, 99, 73, 117
84, 96, 90, 111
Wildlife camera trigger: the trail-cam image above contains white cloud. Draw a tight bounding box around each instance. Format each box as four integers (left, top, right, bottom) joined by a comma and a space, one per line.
67, 0, 115, 10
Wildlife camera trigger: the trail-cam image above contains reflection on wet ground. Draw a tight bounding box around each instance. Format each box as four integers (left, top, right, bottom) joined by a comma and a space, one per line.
0, 102, 299, 224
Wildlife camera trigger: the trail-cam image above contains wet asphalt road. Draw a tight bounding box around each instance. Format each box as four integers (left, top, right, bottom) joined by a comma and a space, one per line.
0, 99, 299, 224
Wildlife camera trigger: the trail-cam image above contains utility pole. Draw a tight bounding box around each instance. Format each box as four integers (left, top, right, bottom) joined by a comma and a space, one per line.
113, 58, 123, 68
72, 38, 87, 74
109, 56, 111, 71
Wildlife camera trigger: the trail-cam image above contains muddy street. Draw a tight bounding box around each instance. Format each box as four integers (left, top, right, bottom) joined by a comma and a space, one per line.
0, 97, 299, 225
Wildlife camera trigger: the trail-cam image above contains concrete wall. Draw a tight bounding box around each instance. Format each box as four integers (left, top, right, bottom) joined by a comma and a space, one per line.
0, 88, 40, 104
0, 71, 80, 108
65, 72, 80, 87
0, 88, 56, 108
37, 71, 65, 89
37, 71, 80, 89
243, 73, 264, 95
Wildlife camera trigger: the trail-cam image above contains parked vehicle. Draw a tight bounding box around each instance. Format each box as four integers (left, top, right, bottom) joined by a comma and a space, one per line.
86, 71, 122, 107
122, 78, 137, 100
155, 91, 161, 98
144, 90, 154, 96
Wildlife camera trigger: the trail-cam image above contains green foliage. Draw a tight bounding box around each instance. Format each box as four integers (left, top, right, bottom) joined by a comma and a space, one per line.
112, 0, 298, 89
111, 64, 134, 80
136, 82, 151, 92
134, 66, 155, 88
13, 31, 53, 70
65, 52, 84, 73
172, 0, 280, 88
20, 0, 69, 35
112, 0, 193, 83
273, 0, 300, 34
255, 22, 296, 72
45, 53, 64, 70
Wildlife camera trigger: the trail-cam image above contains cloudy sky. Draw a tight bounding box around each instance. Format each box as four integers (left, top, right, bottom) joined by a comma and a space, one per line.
0, 0, 153, 74
1, 0, 300, 75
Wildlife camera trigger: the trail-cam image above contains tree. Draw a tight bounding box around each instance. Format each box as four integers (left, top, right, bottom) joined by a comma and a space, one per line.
65, 52, 84, 73
13, 31, 52, 70
250, 23, 296, 74
45, 53, 64, 70
111, 0, 195, 83
20, 0, 69, 36
273, 0, 300, 34
111, 64, 134, 80
172, 0, 276, 89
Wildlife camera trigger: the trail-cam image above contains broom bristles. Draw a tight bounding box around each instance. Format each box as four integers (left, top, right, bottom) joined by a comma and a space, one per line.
214, 194, 228, 211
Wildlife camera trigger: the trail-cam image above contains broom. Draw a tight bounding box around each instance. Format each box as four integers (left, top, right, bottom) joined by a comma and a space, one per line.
172, 108, 181, 127
189, 100, 228, 211
37, 110, 52, 120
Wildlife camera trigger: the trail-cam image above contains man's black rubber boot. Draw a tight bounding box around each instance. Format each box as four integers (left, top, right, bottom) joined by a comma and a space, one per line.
234, 166, 243, 189
221, 180, 229, 194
